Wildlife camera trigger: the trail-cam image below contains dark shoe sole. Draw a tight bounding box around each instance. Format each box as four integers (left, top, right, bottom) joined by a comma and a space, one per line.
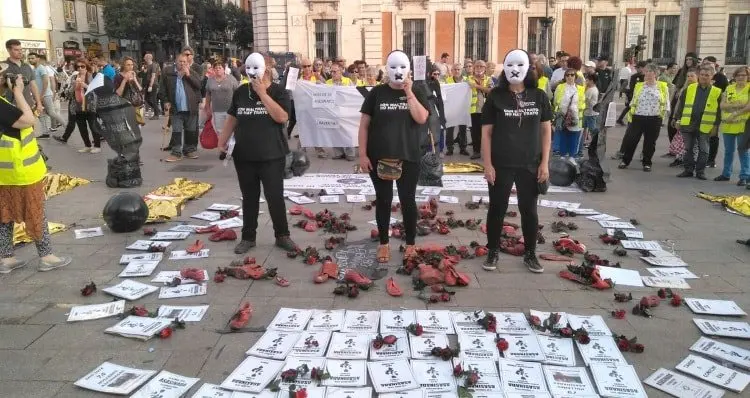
234, 241, 256, 254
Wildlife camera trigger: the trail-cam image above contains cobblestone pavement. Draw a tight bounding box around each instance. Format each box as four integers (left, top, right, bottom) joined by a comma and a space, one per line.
0, 114, 747, 397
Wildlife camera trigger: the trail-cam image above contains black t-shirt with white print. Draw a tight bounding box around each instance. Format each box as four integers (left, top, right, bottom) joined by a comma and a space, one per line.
227, 82, 290, 162
481, 87, 553, 169
360, 84, 430, 163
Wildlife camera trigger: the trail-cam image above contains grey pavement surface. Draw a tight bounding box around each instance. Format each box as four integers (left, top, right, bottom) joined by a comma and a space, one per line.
0, 111, 748, 397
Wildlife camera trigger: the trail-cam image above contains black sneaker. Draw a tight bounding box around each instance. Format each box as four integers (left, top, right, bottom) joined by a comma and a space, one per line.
668, 159, 682, 167
524, 252, 544, 273
707, 161, 716, 168
275, 236, 298, 252
482, 249, 499, 271
738, 179, 747, 187
643, 165, 652, 172
617, 162, 627, 169
52, 135, 67, 144
446, 148, 454, 156
696, 172, 707, 180
616, 120, 626, 126
459, 149, 470, 156
677, 171, 694, 178
714, 175, 730, 181
470, 153, 481, 160
37, 133, 50, 139
234, 240, 256, 254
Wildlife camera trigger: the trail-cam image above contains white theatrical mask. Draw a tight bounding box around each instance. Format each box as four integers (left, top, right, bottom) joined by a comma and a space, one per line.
386, 51, 410, 84
503, 49, 530, 84
245, 52, 266, 79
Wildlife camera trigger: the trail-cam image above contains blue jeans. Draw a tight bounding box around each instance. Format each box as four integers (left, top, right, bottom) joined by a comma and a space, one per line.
557, 128, 582, 157
721, 133, 750, 180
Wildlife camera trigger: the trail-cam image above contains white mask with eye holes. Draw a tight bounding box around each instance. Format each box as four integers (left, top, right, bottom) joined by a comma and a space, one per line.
503, 49, 530, 85
245, 53, 266, 80
386, 51, 410, 85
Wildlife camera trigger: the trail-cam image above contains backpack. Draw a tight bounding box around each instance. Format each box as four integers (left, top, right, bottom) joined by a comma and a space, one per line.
575, 157, 607, 192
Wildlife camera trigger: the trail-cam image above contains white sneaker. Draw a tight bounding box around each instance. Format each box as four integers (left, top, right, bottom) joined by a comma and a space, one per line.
77, 147, 91, 153
90, 147, 101, 154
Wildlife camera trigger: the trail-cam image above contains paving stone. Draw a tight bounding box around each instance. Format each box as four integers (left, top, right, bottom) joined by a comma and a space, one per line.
0, 325, 53, 349
38, 349, 171, 382
0, 381, 65, 398
0, 350, 58, 381
0, 303, 46, 324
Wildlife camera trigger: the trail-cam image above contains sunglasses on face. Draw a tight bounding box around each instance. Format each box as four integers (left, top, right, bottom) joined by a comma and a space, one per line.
565, 73, 576, 77
302, 65, 312, 68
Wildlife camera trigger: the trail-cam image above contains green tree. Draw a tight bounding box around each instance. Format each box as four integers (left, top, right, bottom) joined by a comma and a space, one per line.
224, 3, 253, 49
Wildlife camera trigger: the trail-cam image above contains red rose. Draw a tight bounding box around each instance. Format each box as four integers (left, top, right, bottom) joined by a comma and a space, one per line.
305, 256, 317, 265
467, 372, 480, 386
657, 288, 667, 299
577, 334, 591, 344
348, 285, 359, 298
310, 368, 318, 380
429, 295, 439, 303
453, 364, 463, 377
616, 338, 630, 351
530, 315, 541, 326
611, 309, 626, 319
295, 389, 308, 398
159, 327, 173, 339
382, 335, 398, 345
670, 295, 682, 307
439, 293, 451, 302
496, 338, 509, 351
213, 273, 226, 283
559, 327, 573, 337
131, 306, 149, 317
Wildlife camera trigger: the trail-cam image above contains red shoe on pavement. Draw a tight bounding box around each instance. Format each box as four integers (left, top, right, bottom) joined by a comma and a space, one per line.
180, 267, 206, 282
386, 277, 403, 297
344, 269, 373, 288
209, 229, 238, 242
230, 302, 253, 330
195, 225, 220, 234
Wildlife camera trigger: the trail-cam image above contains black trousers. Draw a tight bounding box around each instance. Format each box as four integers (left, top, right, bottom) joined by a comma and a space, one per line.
708, 135, 719, 163
621, 115, 662, 166
369, 160, 419, 245
486, 167, 539, 253
470, 113, 482, 153
234, 157, 290, 241
446, 125, 467, 150
62, 111, 101, 147
667, 96, 679, 142
287, 100, 296, 138
146, 89, 159, 117
616, 103, 630, 123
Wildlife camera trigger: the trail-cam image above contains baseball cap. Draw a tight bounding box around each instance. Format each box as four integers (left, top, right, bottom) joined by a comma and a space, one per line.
584, 61, 596, 68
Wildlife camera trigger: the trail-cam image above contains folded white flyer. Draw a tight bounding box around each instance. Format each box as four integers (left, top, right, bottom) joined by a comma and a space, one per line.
169, 224, 204, 232
102, 279, 159, 301
306, 309, 345, 332
569, 208, 599, 215
380, 310, 416, 334
157, 305, 209, 322
452, 359, 502, 392
119, 252, 163, 264
416, 310, 456, 334
325, 332, 371, 360
151, 270, 208, 284
566, 314, 612, 337
587, 214, 619, 221
676, 354, 750, 393
644, 367, 725, 398
647, 267, 699, 279
489, 312, 534, 335
346, 195, 367, 203
210, 217, 244, 229
410, 359, 457, 392
104, 316, 173, 341
245, 330, 301, 360
325, 387, 372, 398
597, 220, 635, 229
642, 276, 691, 289
606, 228, 643, 238
277, 356, 326, 388
439, 195, 459, 204
290, 331, 331, 357
576, 336, 627, 366
130, 370, 200, 398
169, 249, 210, 260
640, 255, 688, 267
288, 195, 315, 204
598, 266, 644, 287
192, 211, 221, 221
409, 333, 450, 359
341, 310, 380, 333
458, 333, 502, 361
126, 240, 171, 251
693, 318, 750, 339
421, 187, 442, 195
67, 300, 125, 322
268, 308, 313, 332
542, 365, 598, 397
690, 337, 750, 370
537, 335, 575, 366
322, 359, 367, 387
451, 311, 492, 335
539, 200, 580, 209
190, 383, 233, 397
74, 226, 104, 239
207, 203, 241, 211
151, 231, 190, 241
685, 298, 747, 316
73, 361, 156, 395
324, 188, 345, 195
497, 358, 548, 395
620, 240, 662, 251
370, 332, 410, 361
158, 283, 207, 299
590, 363, 647, 398
220, 356, 284, 392
318, 195, 340, 204
379, 389, 426, 398
368, 359, 419, 393
118, 259, 160, 277
283, 190, 301, 197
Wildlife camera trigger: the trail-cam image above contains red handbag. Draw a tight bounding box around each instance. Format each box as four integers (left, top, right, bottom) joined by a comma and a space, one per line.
199, 116, 218, 149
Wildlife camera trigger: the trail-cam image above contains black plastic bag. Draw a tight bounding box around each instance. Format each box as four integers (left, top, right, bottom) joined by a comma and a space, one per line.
575, 157, 607, 192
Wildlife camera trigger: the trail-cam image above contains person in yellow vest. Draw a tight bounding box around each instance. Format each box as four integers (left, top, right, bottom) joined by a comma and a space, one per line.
0, 71, 71, 273
324, 64, 355, 160
444, 63, 469, 156
617, 64, 670, 172
364, 66, 380, 86
468, 60, 493, 159
552, 69, 586, 158
534, 61, 552, 100
714, 66, 749, 185
675, 65, 722, 180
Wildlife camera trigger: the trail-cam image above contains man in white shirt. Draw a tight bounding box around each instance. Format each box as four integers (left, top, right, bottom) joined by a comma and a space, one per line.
436, 52, 450, 78
618, 61, 633, 98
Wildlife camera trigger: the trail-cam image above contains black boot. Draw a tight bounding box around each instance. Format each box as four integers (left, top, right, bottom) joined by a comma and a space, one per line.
524, 251, 544, 273
482, 249, 499, 271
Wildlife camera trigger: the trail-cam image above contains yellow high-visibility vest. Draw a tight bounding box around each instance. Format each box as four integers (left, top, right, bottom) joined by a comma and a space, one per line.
720, 83, 750, 134
628, 81, 669, 122
469, 75, 492, 113
538, 76, 549, 92
0, 96, 47, 186
325, 77, 352, 86
445, 76, 464, 84
553, 83, 586, 129
680, 83, 722, 134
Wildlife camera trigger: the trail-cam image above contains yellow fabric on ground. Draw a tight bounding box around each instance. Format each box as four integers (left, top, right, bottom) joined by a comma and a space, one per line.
13, 222, 67, 245
443, 162, 484, 173
148, 178, 213, 199
697, 192, 750, 216
145, 178, 213, 223
43, 173, 90, 198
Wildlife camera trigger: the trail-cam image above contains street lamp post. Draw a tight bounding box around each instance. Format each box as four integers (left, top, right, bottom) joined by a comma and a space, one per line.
541, 0, 555, 56
177, 0, 194, 49
352, 18, 374, 61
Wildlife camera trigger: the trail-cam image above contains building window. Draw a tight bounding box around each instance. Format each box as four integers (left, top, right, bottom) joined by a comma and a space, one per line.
86, 3, 99, 32
652, 15, 679, 64
63, 0, 77, 30
20, 0, 31, 28
315, 19, 338, 60
465, 18, 488, 61
402, 19, 426, 58
589, 16, 616, 60
726, 14, 750, 65
527, 18, 549, 56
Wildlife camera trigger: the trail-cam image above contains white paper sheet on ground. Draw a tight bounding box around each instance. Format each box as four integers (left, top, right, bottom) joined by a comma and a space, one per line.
102, 279, 159, 300
151, 231, 190, 240
322, 359, 367, 387
529, 310, 568, 334
606, 228, 644, 239
621, 240, 662, 251
368, 359, 419, 393
74, 227, 103, 239
411, 359, 457, 392
472, 195, 490, 203
414, 195, 429, 202
325, 387, 371, 398
170, 249, 210, 260
290, 331, 331, 357
424, 391, 461, 398
324, 188, 345, 195
676, 354, 750, 393
118, 259, 160, 277
105, 315, 173, 340
283, 190, 302, 197
74, 361, 156, 395
458, 333, 501, 361
346, 195, 367, 203
642, 276, 691, 289
641, 255, 688, 267
192, 211, 222, 221
576, 336, 628, 366
151, 270, 208, 284
489, 312, 534, 335
245, 330, 302, 360
119, 252, 163, 264
307, 309, 346, 332
220, 356, 284, 393
169, 224, 205, 232
542, 365, 598, 397
508, 196, 518, 205
67, 300, 126, 322
288, 195, 316, 204
157, 305, 209, 322
452, 359, 502, 392
537, 335, 575, 366
126, 240, 171, 251
590, 363, 647, 398
566, 314, 612, 337
409, 333, 450, 359
380, 310, 416, 334
648, 267, 699, 279
587, 214, 620, 221
421, 187, 442, 195
368, 217, 400, 226
130, 370, 200, 398
342, 310, 380, 333
644, 367, 726, 398
439, 195, 459, 204
207, 203, 241, 211
233, 391, 278, 398
495, 334, 543, 362
598, 220, 636, 229
158, 284, 207, 299
379, 388, 426, 398
190, 383, 234, 397
276, 356, 326, 388
450, 311, 491, 335
210, 217, 244, 229
570, 208, 600, 215
275, 387, 325, 398
416, 310, 455, 334
694, 318, 750, 339
326, 332, 371, 359
319, 195, 340, 204
598, 266, 644, 287
268, 308, 313, 332
538, 200, 580, 209
690, 337, 750, 370
359, 188, 376, 195
370, 332, 410, 361
498, 358, 548, 395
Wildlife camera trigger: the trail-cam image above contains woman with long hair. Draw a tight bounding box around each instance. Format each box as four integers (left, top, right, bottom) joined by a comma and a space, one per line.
114, 56, 144, 124
715, 66, 750, 186
53, 57, 102, 153
205, 59, 239, 135
481, 49, 551, 273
